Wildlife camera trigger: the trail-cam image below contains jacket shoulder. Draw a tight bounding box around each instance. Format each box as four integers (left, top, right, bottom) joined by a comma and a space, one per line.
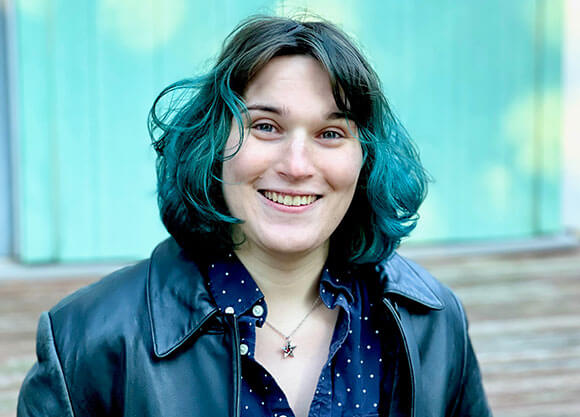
39, 259, 153, 414
48, 259, 152, 369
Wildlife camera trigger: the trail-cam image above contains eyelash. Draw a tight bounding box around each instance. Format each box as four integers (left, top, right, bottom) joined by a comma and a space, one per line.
320, 130, 343, 140
252, 122, 277, 133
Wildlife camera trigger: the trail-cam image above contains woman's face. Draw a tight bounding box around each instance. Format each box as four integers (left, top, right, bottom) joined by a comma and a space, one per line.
222, 55, 363, 258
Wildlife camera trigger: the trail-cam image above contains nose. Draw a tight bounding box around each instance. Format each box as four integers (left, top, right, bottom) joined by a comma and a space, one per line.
276, 130, 315, 181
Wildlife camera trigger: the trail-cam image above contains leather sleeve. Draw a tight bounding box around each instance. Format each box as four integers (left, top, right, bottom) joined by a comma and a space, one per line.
451, 298, 494, 417
453, 336, 494, 416
17, 312, 75, 417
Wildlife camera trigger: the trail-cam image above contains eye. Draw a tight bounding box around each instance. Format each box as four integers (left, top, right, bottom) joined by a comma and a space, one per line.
252, 122, 277, 133
320, 130, 343, 140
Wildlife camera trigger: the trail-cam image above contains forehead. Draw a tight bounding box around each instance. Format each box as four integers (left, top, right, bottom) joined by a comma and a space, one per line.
244, 55, 338, 110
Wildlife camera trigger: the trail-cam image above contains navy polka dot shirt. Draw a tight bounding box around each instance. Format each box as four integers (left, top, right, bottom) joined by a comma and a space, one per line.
207, 255, 399, 416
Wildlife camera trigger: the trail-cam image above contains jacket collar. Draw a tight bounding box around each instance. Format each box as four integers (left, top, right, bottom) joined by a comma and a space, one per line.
147, 238, 218, 358
377, 252, 445, 310
147, 239, 444, 357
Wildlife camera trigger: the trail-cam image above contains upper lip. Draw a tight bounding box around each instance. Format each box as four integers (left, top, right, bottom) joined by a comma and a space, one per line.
258, 189, 321, 196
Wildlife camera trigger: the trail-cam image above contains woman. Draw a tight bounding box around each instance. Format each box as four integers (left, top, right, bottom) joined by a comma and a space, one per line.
18, 16, 492, 417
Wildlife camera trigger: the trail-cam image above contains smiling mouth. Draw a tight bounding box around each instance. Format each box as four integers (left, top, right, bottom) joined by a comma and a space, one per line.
260, 190, 320, 206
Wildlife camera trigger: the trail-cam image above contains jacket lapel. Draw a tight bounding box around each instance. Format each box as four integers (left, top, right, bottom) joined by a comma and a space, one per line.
378, 252, 446, 417
146, 238, 218, 358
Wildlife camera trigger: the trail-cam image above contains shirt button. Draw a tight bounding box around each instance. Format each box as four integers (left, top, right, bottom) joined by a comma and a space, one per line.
252, 304, 264, 317
224, 306, 235, 315
239, 343, 249, 355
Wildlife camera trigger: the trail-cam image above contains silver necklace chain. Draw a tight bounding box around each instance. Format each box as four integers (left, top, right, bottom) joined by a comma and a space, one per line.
264, 296, 322, 358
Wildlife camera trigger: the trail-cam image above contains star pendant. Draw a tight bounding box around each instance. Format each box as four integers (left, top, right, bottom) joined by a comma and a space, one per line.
282, 339, 296, 358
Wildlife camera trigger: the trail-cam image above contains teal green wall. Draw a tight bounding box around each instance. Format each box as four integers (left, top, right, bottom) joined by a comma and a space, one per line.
0, 6, 13, 257
14, 0, 563, 262
355, 1, 563, 242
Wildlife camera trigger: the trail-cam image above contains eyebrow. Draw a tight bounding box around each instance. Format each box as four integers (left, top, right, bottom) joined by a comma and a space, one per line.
246, 103, 349, 121
246, 104, 287, 115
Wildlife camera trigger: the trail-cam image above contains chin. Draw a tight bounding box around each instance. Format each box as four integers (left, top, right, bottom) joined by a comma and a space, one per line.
258, 235, 326, 257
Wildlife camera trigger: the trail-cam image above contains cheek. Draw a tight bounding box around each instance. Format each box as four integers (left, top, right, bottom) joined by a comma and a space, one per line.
222, 128, 254, 183
324, 148, 364, 192
222, 146, 266, 184
221, 158, 248, 221
221, 158, 237, 184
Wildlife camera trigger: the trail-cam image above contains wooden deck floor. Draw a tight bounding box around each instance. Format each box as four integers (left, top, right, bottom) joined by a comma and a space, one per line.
1, 247, 579, 416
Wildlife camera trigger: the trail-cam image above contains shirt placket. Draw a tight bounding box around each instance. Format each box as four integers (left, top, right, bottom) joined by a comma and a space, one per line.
308, 294, 351, 417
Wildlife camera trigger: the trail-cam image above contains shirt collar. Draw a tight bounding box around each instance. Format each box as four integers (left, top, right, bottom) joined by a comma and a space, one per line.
207, 256, 356, 318
206, 254, 264, 318
319, 266, 356, 308
206, 257, 354, 313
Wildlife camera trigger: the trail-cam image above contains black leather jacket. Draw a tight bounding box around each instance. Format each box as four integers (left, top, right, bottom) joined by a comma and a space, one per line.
18, 238, 492, 416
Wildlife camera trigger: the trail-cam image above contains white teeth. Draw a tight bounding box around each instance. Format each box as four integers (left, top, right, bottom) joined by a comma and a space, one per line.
263, 191, 317, 206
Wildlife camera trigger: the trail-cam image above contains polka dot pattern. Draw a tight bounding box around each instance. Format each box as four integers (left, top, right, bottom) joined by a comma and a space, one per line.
207, 257, 396, 416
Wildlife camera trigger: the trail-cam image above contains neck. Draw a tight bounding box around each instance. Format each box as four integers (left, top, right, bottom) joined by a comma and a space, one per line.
234, 242, 328, 313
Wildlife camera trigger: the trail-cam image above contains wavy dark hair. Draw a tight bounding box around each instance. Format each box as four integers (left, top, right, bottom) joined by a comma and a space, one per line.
149, 15, 428, 264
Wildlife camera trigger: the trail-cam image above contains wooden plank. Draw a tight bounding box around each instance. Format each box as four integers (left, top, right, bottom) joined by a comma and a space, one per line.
419, 246, 580, 416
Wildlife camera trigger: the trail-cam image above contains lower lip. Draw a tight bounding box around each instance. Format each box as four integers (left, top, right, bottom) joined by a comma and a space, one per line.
258, 192, 320, 213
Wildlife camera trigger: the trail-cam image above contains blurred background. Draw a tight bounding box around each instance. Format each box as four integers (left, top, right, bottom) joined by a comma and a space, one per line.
0, 0, 579, 416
